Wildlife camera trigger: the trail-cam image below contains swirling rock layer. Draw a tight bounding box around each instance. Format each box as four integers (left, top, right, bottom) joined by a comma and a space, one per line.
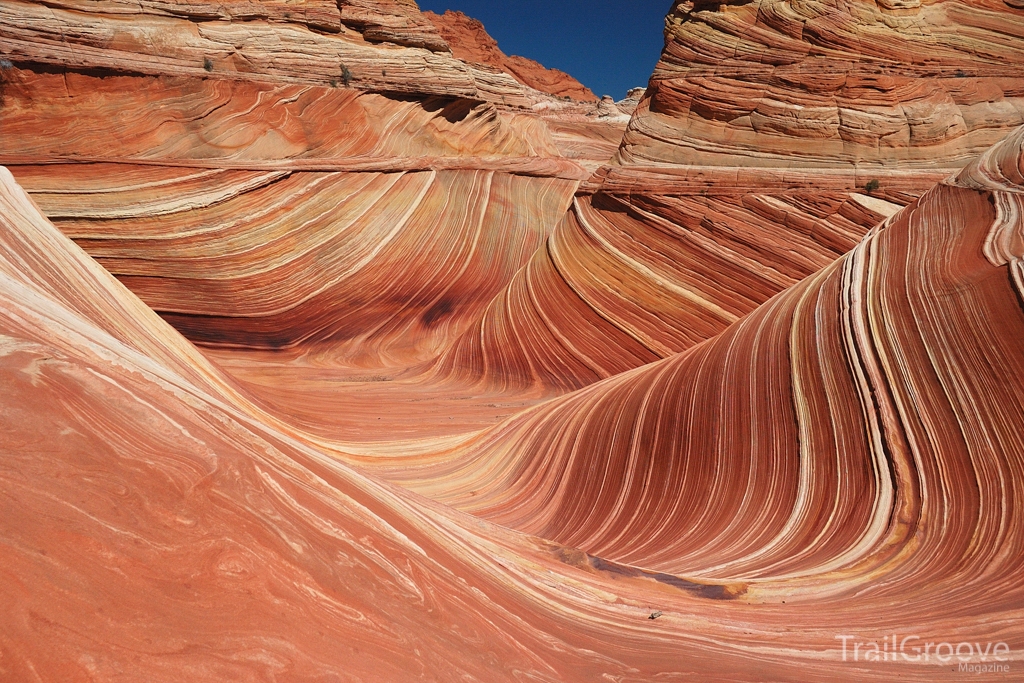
17, 163, 577, 358
405, 130, 1024, 582
0, 168, 717, 682
4, 121, 1024, 683
2, 0, 1024, 680
430, 169, 943, 392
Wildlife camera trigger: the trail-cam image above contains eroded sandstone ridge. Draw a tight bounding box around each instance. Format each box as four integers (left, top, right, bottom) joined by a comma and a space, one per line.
424, 9, 598, 102
620, 0, 1024, 167
0, 0, 592, 106
1, 0, 1024, 680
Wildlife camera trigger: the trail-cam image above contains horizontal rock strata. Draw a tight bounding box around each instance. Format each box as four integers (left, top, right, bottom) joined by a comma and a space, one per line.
618, 0, 1024, 167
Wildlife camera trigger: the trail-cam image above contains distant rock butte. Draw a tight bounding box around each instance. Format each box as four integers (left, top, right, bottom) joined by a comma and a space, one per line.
424, 10, 598, 102
616, 87, 647, 115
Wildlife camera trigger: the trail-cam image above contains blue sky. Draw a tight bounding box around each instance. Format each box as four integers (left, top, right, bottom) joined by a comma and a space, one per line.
417, 0, 671, 100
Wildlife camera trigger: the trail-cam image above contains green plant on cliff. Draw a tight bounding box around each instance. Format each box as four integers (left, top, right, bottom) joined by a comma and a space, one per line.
340, 63, 352, 88
203, 57, 213, 72
865, 179, 880, 193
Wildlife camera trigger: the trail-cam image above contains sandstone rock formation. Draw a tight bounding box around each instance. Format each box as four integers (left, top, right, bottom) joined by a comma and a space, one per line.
615, 87, 647, 115
409, 129, 1024, 582
2, 0, 1024, 680
429, 0, 1024, 393
3, 120, 1024, 682
619, 0, 1024, 167
341, 0, 450, 51
424, 10, 598, 102
0, 166, 720, 681
594, 94, 631, 121
0, 0, 600, 107
429, 169, 934, 392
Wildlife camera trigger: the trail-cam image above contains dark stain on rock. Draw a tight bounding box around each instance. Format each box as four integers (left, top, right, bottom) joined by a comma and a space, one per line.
422, 297, 455, 327
554, 546, 746, 600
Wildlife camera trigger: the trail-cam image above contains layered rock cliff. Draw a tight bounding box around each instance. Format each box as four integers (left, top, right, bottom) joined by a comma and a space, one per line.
444, 0, 1024, 392
618, 0, 1024, 167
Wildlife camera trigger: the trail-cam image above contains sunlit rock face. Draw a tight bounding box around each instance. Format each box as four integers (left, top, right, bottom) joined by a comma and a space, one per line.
18, 162, 578, 360
424, 10, 599, 102
2, 0, 1024, 680
615, 87, 647, 115
340, 0, 451, 51
429, 167, 946, 392
0, 0, 601, 106
619, 0, 1024, 167
3, 119, 1024, 683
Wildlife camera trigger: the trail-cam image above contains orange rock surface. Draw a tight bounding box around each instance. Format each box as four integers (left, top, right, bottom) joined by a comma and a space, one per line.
619, 0, 1024, 167
424, 10, 598, 102
2, 0, 1024, 680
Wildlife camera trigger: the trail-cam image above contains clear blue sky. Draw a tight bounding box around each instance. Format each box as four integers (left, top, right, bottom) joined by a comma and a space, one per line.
417, 1, 671, 100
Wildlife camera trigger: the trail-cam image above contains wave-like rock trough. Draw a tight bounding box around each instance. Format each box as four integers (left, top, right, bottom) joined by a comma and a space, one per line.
2, 0, 1024, 680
